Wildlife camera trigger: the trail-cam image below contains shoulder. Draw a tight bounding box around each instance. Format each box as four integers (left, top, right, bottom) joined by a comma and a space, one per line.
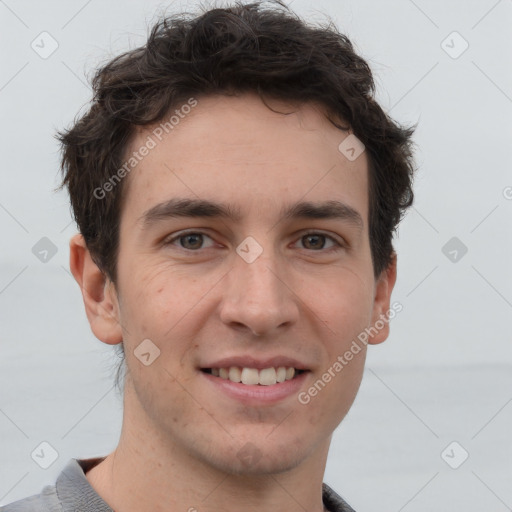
0, 484, 61, 511
1, 457, 111, 512
322, 482, 356, 512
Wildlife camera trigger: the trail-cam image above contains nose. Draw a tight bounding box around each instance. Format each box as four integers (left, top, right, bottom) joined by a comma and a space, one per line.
218, 249, 300, 337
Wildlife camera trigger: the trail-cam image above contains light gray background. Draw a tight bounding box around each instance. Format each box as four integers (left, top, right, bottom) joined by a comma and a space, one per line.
1, 0, 511, 510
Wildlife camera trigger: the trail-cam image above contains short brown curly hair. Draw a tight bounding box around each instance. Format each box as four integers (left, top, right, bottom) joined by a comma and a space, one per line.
57, 0, 416, 283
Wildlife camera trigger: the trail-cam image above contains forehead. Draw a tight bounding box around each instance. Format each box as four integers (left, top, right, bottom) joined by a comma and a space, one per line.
120, 93, 369, 227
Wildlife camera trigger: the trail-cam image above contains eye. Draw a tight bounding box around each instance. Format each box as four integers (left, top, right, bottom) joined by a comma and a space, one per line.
164, 231, 215, 250
163, 230, 344, 253
295, 232, 343, 251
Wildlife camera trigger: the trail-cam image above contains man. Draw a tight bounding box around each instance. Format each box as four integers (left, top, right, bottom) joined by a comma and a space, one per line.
3, 1, 415, 510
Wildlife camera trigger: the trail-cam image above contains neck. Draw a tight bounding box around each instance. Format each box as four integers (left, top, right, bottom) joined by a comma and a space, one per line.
85, 381, 331, 512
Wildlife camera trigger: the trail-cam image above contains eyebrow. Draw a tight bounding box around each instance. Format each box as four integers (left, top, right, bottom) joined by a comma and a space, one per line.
139, 197, 364, 230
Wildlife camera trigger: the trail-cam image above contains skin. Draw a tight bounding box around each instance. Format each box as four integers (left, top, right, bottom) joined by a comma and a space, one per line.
70, 93, 397, 512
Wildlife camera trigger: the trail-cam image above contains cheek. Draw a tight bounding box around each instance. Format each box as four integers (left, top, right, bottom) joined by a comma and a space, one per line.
307, 265, 375, 337
127, 359, 200, 433
117, 263, 220, 384
298, 336, 367, 439
119, 261, 203, 331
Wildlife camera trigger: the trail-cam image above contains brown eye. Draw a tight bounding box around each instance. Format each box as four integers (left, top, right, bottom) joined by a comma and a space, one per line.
299, 232, 341, 251
179, 233, 204, 250
302, 234, 326, 250
164, 231, 215, 251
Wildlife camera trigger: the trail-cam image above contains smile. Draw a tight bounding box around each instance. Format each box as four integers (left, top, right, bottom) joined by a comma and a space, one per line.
201, 367, 307, 386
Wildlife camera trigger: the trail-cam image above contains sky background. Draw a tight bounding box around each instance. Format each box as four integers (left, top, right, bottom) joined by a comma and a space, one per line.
1, 0, 511, 510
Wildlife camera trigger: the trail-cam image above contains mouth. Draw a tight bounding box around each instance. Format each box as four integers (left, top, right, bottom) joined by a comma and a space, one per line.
200, 367, 309, 386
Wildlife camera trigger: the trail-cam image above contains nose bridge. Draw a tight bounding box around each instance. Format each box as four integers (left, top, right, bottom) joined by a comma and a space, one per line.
220, 244, 298, 335
238, 250, 282, 299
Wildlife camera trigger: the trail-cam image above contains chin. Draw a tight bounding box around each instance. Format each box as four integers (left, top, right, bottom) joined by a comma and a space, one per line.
218, 451, 305, 476
202, 437, 312, 476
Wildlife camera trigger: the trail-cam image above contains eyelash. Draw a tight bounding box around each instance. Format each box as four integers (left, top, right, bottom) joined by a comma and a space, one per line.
163, 230, 345, 252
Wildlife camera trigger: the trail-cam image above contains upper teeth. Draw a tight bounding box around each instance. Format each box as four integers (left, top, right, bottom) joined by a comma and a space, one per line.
211, 367, 297, 386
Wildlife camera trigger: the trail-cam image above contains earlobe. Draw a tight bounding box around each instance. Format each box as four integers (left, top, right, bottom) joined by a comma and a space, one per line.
367, 253, 398, 345
69, 234, 123, 345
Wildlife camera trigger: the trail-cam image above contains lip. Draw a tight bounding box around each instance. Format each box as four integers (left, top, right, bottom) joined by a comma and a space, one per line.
200, 355, 310, 371
200, 369, 310, 405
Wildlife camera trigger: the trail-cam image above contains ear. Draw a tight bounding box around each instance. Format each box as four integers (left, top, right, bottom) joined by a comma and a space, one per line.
367, 253, 398, 345
69, 233, 123, 345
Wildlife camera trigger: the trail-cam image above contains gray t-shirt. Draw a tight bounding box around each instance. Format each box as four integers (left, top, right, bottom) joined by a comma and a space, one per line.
2, 457, 356, 511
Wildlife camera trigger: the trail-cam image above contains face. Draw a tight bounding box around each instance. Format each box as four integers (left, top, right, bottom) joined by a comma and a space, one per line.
89, 93, 395, 475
